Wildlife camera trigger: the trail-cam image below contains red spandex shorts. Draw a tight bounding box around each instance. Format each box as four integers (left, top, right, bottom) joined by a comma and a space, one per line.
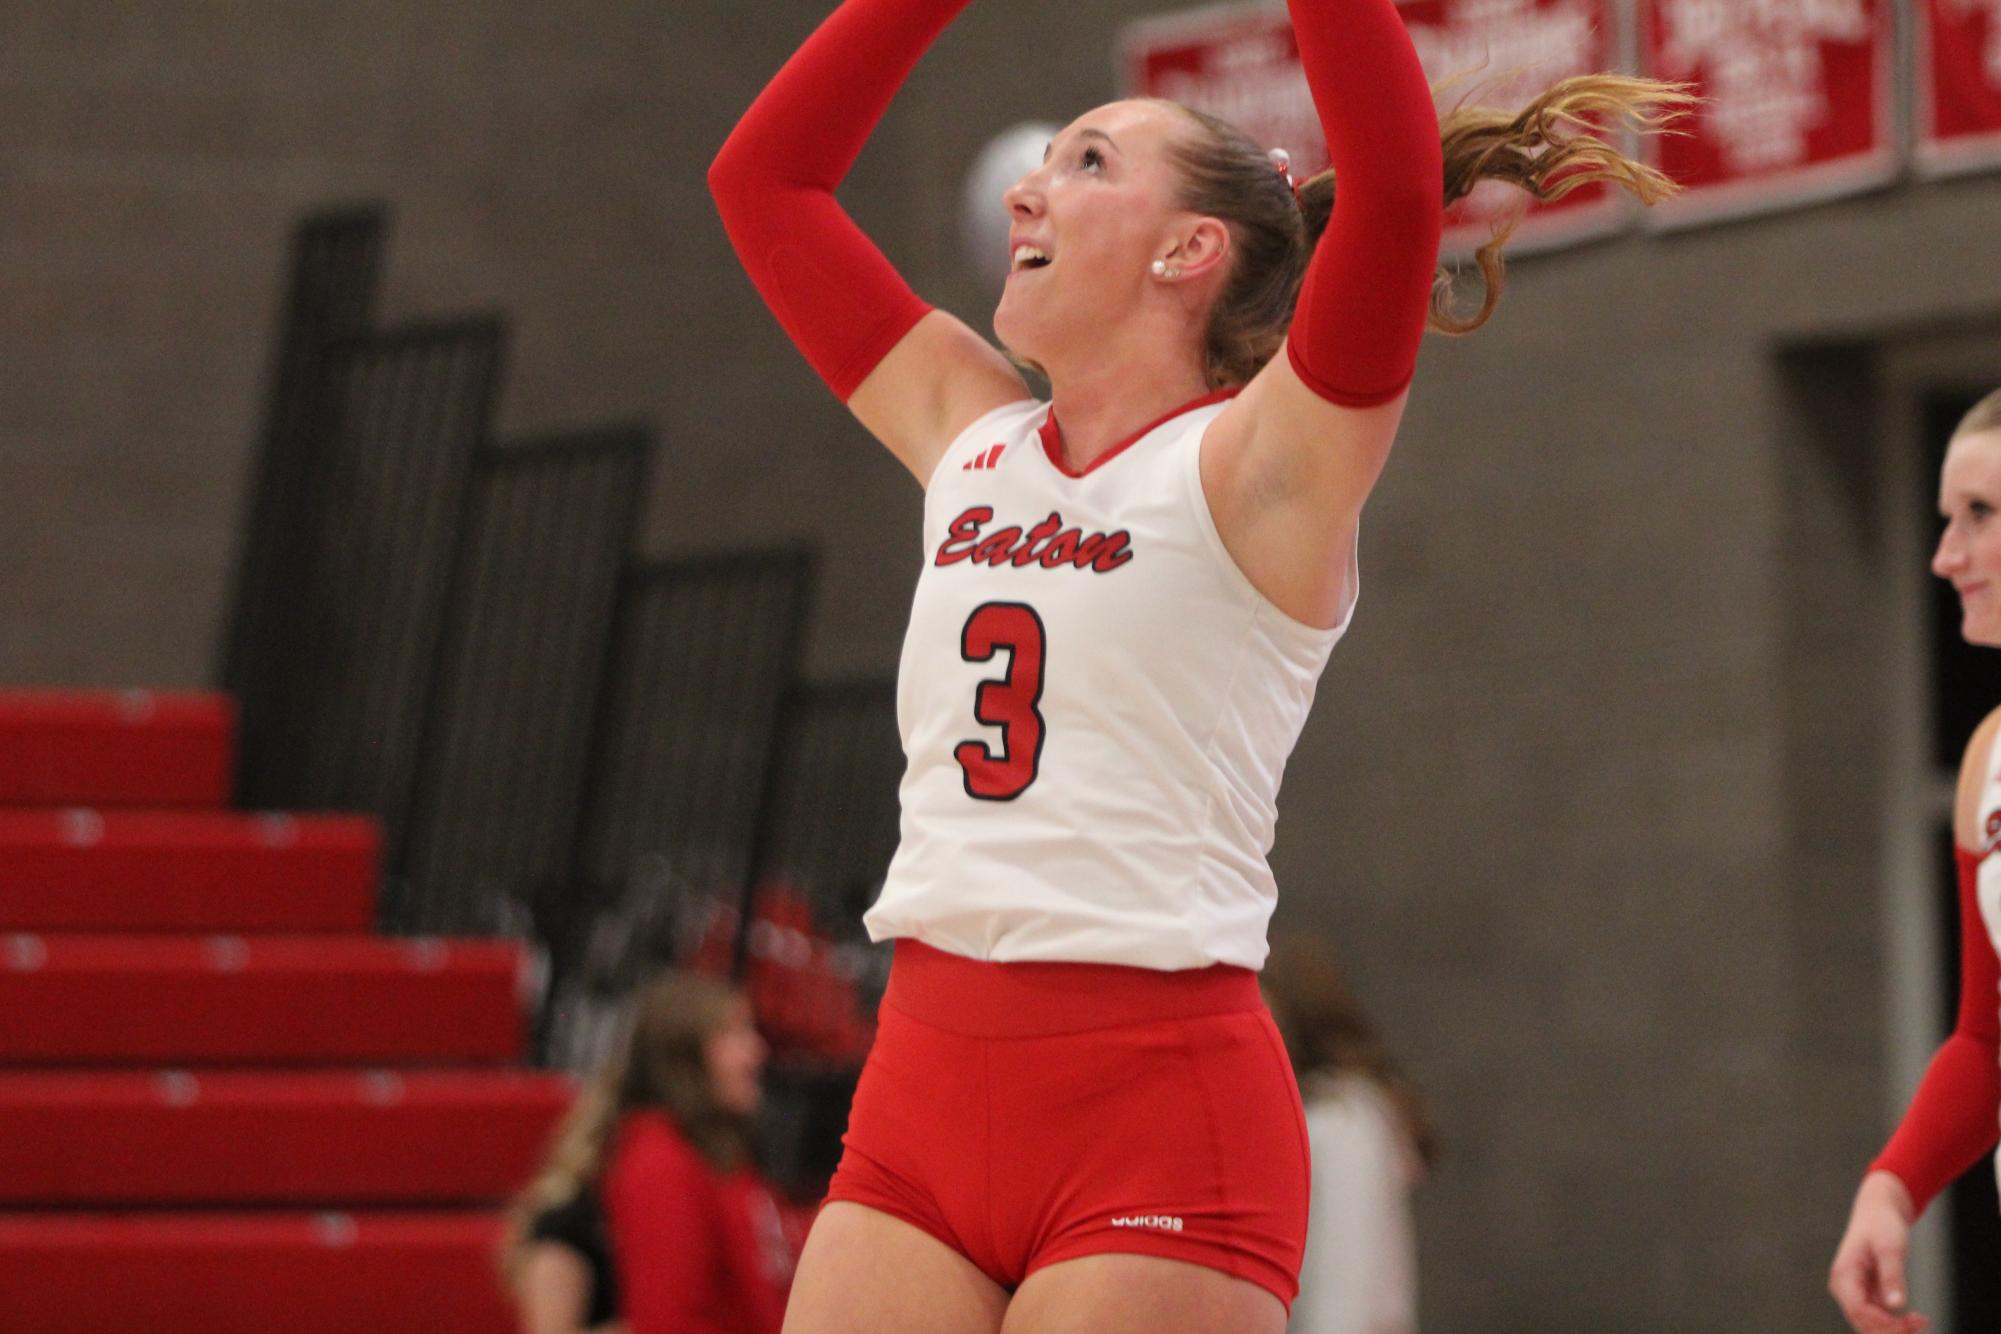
826, 939, 1309, 1309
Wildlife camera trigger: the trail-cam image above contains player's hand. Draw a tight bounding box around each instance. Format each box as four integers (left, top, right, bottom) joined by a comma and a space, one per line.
1829, 1170, 1928, 1334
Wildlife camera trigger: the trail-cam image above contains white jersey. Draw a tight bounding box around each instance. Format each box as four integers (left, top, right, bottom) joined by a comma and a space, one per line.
1293, 1074, 1420, 1334
863, 392, 1355, 970
1980, 736, 2001, 964
1975, 733, 2001, 1186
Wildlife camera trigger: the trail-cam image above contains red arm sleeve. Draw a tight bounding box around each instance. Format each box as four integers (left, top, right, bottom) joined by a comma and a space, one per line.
1872, 846, 2001, 1215
604, 1114, 731, 1334
1284, 0, 1444, 407
708, 0, 970, 401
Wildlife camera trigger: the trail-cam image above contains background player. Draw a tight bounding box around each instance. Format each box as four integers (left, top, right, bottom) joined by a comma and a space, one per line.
1830, 388, 2001, 1334
1263, 934, 1435, 1333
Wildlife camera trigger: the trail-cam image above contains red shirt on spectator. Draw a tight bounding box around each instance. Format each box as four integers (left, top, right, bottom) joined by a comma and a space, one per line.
602, 1110, 800, 1334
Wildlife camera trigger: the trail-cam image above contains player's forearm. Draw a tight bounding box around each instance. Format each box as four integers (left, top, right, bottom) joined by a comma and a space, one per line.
1285, 0, 1443, 406
708, 0, 967, 399
711, 0, 972, 196
1870, 1031, 2001, 1215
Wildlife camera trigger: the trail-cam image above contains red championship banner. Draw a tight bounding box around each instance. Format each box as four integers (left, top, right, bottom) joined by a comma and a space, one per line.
1401, 0, 1624, 255
1918, 0, 2001, 175
1640, 0, 1896, 227
1118, 0, 1625, 258
1119, 5, 1327, 176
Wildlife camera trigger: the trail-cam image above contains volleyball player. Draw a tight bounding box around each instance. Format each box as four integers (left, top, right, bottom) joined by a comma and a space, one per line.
710, 1, 1687, 1327
1831, 390, 2001, 1334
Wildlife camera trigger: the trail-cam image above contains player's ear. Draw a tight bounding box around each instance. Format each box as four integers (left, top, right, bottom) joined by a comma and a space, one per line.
1164, 217, 1231, 281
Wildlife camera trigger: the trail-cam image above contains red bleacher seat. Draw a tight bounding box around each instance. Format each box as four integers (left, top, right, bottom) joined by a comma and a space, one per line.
0, 810, 377, 932
0, 1070, 574, 1206
0, 691, 235, 808
0, 936, 530, 1065
0, 1212, 519, 1333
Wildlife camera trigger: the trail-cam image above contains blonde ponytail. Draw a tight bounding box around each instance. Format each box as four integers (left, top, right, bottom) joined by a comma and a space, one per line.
1428, 75, 1696, 334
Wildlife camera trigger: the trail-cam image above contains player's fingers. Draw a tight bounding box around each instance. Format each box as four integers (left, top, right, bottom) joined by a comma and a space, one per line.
1829, 1249, 1873, 1326
1855, 1301, 1905, 1334
1874, 1315, 1929, 1334
1875, 1245, 1908, 1312
1830, 1256, 1923, 1334
1845, 1304, 1895, 1334
1848, 1298, 1928, 1334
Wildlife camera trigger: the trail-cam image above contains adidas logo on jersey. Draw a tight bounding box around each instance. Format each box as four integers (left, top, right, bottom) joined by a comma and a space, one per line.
963, 443, 1007, 471
1108, 1214, 1184, 1232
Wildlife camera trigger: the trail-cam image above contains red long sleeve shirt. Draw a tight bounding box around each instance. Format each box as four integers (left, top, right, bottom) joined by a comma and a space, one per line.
1872, 846, 2001, 1214
602, 1112, 800, 1334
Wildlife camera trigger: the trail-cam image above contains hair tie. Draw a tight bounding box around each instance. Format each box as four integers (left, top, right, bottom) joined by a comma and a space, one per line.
1267, 147, 1299, 200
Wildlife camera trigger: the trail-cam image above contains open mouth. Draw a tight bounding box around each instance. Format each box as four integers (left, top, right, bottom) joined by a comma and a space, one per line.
1010, 244, 1053, 274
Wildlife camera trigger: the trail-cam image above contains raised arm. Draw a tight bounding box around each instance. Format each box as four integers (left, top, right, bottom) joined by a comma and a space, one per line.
1281, 0, 1445, 412
708, 0, 1027, 483
1202, 0, 1443, 627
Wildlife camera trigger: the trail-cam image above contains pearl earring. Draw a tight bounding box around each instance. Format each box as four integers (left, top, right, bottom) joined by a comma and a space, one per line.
1151, 259, 1168, 277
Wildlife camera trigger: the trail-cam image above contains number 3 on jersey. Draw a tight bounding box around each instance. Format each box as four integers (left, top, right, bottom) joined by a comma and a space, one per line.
954, 602, 1046, 800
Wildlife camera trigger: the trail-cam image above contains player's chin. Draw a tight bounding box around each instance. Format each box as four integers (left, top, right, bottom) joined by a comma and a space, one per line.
992, 290, 1026, 341
1963, 608, 2001, 649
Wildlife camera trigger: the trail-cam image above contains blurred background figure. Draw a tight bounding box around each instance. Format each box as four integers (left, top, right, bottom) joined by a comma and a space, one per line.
504, 972, 803, 1334
1263, 935, 1435, 1334
1829, 389, 2001, 1334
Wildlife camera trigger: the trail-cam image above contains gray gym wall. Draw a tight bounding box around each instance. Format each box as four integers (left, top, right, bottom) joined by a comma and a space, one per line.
4, 2, 1999, 1328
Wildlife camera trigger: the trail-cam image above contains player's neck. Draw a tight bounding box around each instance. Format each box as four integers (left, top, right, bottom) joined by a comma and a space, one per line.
1045, 349, 1212, 472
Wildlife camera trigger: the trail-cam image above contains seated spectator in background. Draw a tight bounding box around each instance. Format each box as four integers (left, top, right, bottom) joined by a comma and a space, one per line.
1262, 936, 1436, 1334
503, 971, 802, 1334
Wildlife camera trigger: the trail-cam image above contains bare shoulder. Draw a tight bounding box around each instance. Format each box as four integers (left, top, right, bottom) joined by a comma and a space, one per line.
515, 1243, 593, 1334
847, 310, 1031, 486
1953, 705, 2001, 851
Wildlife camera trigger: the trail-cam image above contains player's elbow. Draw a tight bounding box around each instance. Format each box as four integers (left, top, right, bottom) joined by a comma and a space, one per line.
706, 127, 775, 215
707, 145, 750, 217
708, 151, 803, 251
